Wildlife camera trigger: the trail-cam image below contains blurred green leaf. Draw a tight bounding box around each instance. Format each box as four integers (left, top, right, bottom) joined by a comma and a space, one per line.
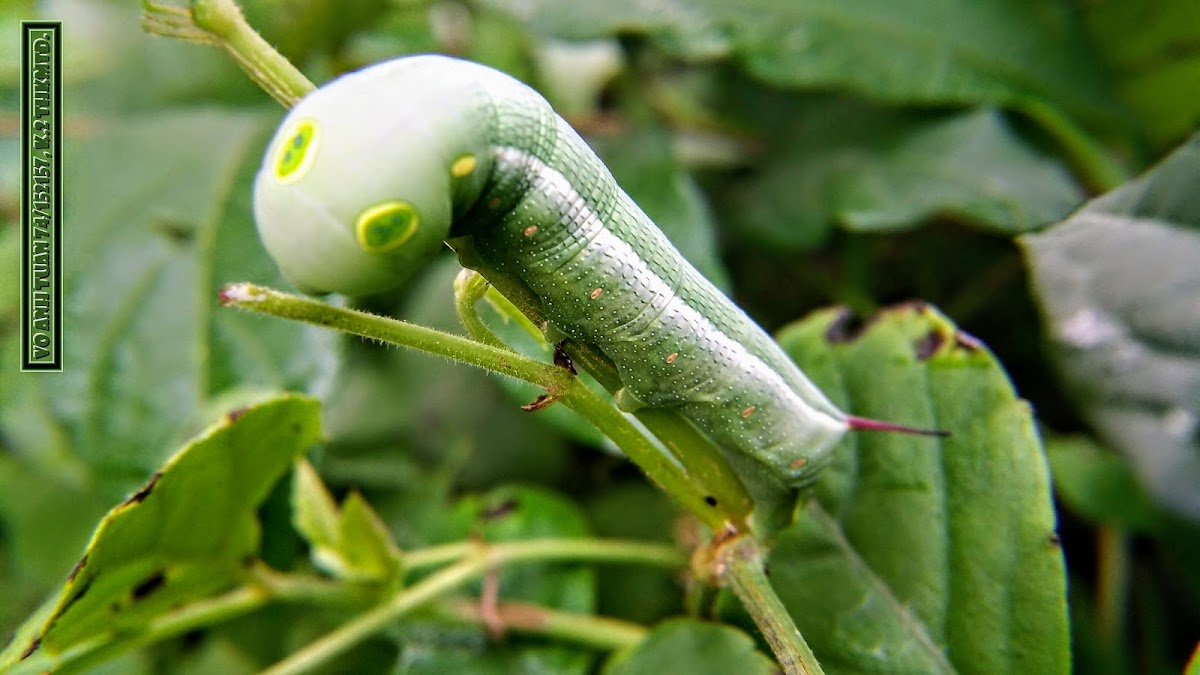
0, 393, 320, 669
480, 0, 1118, 126
756, 303, 1067, 673
603, 618, 775, 675
238, 0, 392, 66
837, 109, 1083, 234
1020, 131, 1200, 521
439, 485, 596, 613
291, 460, 403, 582
1079, 0, 1200, 149
715, 95, 1079, 249
319, 258, 576, 495
1046, 436, 1158, 531
1, 111, 331, 498
397, 643, 593, 675
586, 482, 682, 625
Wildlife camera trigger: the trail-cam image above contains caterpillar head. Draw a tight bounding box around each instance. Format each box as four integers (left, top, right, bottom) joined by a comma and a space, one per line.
253, 55, 495, 296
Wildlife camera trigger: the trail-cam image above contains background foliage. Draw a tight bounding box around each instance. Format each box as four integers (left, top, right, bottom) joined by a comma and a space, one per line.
1, 0, 1199, 672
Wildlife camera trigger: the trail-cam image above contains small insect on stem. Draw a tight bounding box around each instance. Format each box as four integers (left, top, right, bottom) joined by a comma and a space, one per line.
845, 415, 951, 438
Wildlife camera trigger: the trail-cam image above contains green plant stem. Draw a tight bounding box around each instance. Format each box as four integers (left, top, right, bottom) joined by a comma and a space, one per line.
451, 240, 757, 529
445, 599, 648, 649
720, 535, 824, 675
261, 539, 686, 675
141, 0, 314, 106
220, 283, 725, 529
1096, 525, 1129, 643
1016, 97, 1128, 193
453, 269, 511, 350
219, 283, 574, 394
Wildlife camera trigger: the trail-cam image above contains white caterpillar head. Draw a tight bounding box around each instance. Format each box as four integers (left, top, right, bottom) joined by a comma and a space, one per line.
253, 55, 496, 296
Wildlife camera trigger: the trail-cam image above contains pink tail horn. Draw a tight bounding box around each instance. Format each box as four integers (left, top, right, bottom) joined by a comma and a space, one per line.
845, 415, 950, 438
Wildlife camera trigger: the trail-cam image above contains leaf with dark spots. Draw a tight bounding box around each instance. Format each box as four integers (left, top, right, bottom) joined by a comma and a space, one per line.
18, 638, 39, 661
824, 308, 865, 344
149, 217, 197, 245
226, 406, 249, 423
67, 556, 88, 583
954, 331, 984, 352
131, 571, 166, 601
481, 498, 520, 521
914, 330, 946, 360
769, 303, 1067, 672
0, 396, 321, 668
123, 471, 163, 506
703, 496, 718, 507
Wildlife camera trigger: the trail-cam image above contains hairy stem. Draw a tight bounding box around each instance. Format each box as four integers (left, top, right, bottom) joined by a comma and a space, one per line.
719, 535, 824, 675
142, 0, 314, 106
219, 283, 727, 529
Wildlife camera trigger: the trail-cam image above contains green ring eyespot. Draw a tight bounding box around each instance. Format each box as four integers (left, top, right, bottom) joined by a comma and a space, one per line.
274, 120, 319, 183
355, 201, 421, 252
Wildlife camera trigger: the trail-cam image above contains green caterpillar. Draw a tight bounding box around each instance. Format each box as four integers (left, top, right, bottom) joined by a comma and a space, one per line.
253, 54, 939, 485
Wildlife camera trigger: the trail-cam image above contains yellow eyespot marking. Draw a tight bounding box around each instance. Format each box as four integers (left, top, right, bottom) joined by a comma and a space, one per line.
590, 288, 603, 300
450, 154, 478, 178
665, 352, 679, 364
274, 120, 319, 183
741, 405, 756, 419
355, 201, 420, 253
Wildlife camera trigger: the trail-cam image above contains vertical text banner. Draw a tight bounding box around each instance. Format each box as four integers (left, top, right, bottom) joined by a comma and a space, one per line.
22, 22, 62, 370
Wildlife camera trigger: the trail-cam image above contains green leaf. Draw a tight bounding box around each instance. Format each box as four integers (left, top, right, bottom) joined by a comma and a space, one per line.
1079, 0, 1200, 149
603, 618, 775, 675
1045, 436, 1159, 531
397, 643, 593, 675
1020, 131, 1200, 520
439, 486, 596, 613
291, 459, 403, 582
716, 95, 1079, 249
586, 483, 681, 624
837, 109, 1083, 234
479, 0, 1118, 126
4, 111, 331, 497
0, 393, 320, 669
761, 303, 1068, 673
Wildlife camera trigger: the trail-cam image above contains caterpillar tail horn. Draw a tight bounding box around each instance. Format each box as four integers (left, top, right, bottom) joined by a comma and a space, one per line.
845, 415, 950, 438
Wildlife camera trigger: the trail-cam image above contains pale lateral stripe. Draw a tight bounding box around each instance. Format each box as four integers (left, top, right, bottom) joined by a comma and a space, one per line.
497, 146, 833, 429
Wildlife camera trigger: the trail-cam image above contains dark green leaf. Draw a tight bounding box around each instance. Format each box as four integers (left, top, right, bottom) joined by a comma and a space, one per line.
480, 0, 1118, 125
837, 109, 1083, 234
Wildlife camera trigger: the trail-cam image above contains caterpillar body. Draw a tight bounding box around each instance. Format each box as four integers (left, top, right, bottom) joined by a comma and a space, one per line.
253, 54, 939, 485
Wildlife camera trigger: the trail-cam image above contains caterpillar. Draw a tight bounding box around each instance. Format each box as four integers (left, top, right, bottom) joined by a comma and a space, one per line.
252, 54, 942, 485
